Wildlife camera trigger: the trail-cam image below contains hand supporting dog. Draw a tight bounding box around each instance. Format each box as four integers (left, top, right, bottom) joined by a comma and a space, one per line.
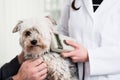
13, 53, 48, 80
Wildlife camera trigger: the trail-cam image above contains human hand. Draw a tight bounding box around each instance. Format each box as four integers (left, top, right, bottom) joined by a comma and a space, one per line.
13, 59, 48, 80
61, 40, 89, 63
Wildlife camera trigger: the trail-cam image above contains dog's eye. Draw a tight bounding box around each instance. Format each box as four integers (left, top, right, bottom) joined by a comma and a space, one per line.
25, 31, 31, 36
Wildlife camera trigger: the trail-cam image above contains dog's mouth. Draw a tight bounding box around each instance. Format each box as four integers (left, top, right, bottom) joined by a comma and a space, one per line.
30, 44, 47, 50
30, 45, 40, 47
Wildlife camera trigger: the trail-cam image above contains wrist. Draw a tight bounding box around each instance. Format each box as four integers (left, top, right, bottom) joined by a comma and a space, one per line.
18, 51, 25, 64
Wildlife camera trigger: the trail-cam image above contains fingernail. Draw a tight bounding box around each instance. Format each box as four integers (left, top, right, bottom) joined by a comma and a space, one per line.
64, 40, 69, 45
64, 40, 67, 44
61, 53, 65, 58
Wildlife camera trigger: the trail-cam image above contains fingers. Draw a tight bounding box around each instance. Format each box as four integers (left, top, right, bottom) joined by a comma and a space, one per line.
34, 66, 47, 80
30, 59, 44, 67
61, 52, 80, 63
39, 74, 47, 80
38, 68, 47, 77
37, 63, 48, 80
71, 57, 79, 63
61, 51, 75, 58
30, 61, 48, 80
30, 68, 47, 80
36, 62, 47, 72
65, 40, 80, 48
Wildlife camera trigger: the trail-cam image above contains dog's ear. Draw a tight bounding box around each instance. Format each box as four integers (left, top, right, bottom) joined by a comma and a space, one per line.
45, 16, 57, 25
12, 20, 23, 33
45, 16, 58, 33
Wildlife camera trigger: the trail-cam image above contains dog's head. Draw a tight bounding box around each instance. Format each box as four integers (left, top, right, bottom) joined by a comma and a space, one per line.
13, 16, 57, 58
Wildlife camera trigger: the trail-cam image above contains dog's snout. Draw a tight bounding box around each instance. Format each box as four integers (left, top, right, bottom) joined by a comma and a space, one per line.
31, 40, 37, 45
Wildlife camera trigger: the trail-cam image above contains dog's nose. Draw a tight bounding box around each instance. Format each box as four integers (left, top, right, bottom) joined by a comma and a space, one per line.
31, 40, 37, 45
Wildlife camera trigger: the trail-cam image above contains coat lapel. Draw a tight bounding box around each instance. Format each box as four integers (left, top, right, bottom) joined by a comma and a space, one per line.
94, 0, 118, 16
83, 0, 118, 18
83, 0, 94, 19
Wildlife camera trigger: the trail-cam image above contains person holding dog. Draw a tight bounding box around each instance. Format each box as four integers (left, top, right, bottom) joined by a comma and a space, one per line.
58, 0, 120, 80
0, 51, 48, 80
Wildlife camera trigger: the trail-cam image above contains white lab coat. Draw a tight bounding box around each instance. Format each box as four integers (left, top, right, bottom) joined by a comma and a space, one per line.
58, 0, 120, 80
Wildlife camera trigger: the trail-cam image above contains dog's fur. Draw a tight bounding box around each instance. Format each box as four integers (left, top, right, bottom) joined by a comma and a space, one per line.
13, 16, 79, 80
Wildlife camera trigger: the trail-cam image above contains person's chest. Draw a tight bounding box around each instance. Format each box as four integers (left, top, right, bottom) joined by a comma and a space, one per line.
92, 0, 103, 12
68, 0, 120, 46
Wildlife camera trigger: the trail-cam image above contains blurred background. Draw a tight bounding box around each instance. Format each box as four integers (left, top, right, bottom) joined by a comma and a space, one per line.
0, 0, 63, 67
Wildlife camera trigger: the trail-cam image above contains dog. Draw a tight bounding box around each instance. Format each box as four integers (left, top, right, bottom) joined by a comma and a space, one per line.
12, 16, 79, 80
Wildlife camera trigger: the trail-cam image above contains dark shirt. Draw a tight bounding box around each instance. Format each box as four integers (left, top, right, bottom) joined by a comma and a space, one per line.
0, 56, 21, 80
92, 0, 103, 12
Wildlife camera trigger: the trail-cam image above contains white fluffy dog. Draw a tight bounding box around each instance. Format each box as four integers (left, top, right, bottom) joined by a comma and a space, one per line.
12, 16, 78, 80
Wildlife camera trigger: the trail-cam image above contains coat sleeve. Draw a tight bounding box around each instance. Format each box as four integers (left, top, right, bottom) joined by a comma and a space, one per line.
57, 0, 71, 36
88, 23, 120, 76
0, 56, 21, 80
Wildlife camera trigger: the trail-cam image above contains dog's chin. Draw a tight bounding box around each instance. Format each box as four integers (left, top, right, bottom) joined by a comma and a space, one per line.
25, 45, 47, 55
24, 45, 48, 59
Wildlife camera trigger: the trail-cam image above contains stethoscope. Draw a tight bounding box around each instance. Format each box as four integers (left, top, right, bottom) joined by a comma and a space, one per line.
71, 0, 81, 10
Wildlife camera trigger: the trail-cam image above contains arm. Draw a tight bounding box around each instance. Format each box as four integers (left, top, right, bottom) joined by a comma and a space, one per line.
0, 51, 48, 80
61, 25, 120, 76
0, 56, 21, 80
58, 0, 70, 36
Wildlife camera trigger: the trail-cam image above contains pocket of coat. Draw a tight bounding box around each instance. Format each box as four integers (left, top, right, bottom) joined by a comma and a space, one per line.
107, 74, 120, 80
